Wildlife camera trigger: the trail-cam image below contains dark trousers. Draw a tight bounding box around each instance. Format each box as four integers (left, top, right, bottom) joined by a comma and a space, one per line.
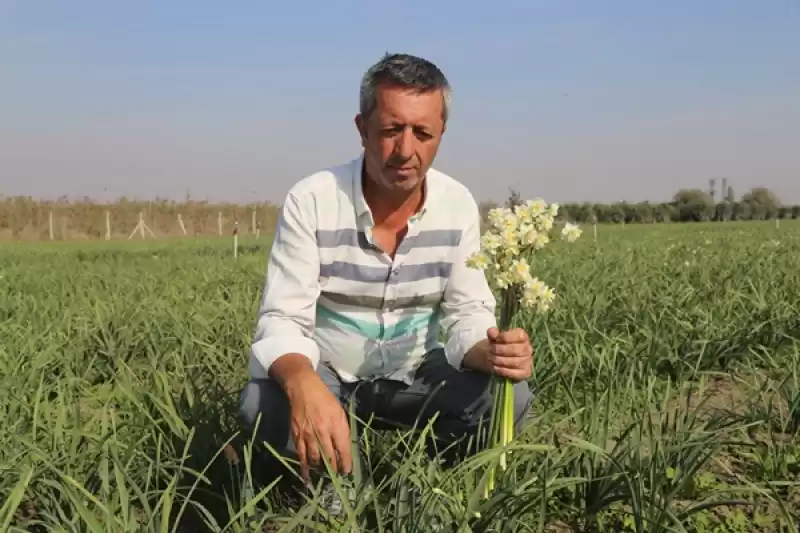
238, 348, 533, 472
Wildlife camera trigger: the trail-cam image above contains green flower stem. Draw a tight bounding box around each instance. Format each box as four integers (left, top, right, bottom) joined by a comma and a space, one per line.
485, 284, 522, 497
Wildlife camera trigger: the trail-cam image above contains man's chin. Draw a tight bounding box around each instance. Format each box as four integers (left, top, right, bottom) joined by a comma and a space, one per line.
383, 171, 422, 190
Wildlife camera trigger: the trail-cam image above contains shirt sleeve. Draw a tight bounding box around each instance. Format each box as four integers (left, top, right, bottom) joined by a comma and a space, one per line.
250, 190, 321, 375
439, 196, 497, 369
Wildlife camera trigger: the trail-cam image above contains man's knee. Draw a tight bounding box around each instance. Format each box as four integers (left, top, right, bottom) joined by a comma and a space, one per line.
463, 380, 533, 428
511, 380, 534, 427
237, 379, 289, 441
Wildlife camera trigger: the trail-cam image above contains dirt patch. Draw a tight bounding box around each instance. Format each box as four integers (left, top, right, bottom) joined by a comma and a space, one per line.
685, 374, 751, 417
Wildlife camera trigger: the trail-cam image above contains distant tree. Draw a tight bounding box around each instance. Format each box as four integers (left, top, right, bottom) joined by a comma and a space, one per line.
792, 205, 800, 219
742, 187, 781, 220
672, 189, 714, 222
633, 202, 655, 223
731, 201, 751, 221
571, 202, 594, 222
601, 204, 624, 223
673, 189, 714, 205
715, 201, 734, 222
653, 204, 672, 222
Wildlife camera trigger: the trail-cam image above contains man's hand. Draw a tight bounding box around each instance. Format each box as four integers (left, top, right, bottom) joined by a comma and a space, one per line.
270, 355, 352, 482
486, 327, 533, 381
286, 377, 353, 481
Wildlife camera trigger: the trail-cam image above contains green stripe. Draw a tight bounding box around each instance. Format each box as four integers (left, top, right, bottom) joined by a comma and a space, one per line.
316, 305, 439, 341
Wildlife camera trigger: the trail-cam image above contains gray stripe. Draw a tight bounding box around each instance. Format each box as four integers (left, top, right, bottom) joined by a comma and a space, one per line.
316, 228, 462, 250
319, 261, 452, 283
319, 262, 390, 282
316, 229, 373, 250
409, 229, 462, 248
321, 290, 442, 310
396, 262, 452, 282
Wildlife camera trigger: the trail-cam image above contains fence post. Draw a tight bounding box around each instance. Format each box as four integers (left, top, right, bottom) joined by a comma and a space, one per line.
233, 222, 239, 259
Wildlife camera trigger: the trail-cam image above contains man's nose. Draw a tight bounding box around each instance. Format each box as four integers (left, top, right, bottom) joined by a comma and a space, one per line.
395, 128, 415, 160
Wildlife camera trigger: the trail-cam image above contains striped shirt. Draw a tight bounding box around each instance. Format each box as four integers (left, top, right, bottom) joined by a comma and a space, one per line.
249, 153, 497, 384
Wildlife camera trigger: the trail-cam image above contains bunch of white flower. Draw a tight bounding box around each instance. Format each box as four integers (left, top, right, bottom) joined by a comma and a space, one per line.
465, 198, 582, 497
467, 199, 581, 314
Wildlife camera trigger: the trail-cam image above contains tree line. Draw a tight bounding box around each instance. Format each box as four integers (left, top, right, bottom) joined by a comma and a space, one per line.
0, 184, 797, 241
480, 186, 799, 224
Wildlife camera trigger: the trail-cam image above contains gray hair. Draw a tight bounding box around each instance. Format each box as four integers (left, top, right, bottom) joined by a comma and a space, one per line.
359, 53, 451, 123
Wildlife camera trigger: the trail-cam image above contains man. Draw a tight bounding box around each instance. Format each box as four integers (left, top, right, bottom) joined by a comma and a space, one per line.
238, 53, 534, 484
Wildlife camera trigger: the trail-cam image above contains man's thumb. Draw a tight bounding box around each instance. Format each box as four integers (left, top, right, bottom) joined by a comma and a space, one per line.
487, 327, 500, 341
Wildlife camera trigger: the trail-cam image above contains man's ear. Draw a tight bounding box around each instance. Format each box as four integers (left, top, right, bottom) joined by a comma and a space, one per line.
355, 114, 367, 141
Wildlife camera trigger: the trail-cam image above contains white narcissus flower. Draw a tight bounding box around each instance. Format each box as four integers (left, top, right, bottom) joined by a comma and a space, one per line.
465, 252, 490, 270
561, 222, 582, 243
509, 258, 532, 284
501, 210, 519, 231
494, 270, 512, 289
528, 198, 547, 217
532, 232, 549, 250
487, 208, 508, 231
541, 286, 556, 304
519, 224, 538, 246
522, 277, 548, 304
480, 232, 503, 255
501, 227, 519, 250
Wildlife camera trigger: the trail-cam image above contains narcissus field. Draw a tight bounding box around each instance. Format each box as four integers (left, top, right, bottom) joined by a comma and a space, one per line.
1, 221, 799, 532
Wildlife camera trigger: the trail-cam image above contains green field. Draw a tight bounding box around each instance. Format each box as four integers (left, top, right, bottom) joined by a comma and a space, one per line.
2, 221, 799, 532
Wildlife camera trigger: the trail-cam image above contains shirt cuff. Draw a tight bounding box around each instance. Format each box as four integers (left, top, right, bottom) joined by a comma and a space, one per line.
444, 315, 496, 370
250, 336, 320, 377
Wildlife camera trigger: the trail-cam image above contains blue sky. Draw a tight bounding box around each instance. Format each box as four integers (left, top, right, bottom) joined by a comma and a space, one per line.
1, 1, 798, 204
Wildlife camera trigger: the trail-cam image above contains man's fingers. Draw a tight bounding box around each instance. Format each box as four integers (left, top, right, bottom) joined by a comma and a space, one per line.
494, 366, 530, 381
495, 328, 529, 344
331, 420, 353, 475
490, 342, 529, 357
296, 439, 310, 482
318, 431, 339, 474
304, 432, 322, 470
491, 354, 529, 369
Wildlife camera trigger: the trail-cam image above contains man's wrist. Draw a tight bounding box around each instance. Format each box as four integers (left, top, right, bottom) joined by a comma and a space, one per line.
269, 353, 318, 397
460, 339, 492, 374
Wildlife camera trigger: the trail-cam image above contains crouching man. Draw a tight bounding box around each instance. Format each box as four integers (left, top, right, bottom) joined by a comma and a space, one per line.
238, 52, 534, 486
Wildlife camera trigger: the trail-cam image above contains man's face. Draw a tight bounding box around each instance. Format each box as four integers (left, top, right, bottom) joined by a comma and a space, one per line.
355, 84, 446, 195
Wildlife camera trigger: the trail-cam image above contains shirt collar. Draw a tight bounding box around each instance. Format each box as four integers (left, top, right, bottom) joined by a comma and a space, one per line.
351, 152, 435, 226
352, 152, 371, 220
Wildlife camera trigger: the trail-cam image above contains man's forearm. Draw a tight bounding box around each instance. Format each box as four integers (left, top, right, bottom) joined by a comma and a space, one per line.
460, 339, 492, 374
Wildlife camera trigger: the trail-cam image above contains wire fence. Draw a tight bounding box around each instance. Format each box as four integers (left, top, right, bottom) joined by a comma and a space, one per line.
0, 199, 281, 241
